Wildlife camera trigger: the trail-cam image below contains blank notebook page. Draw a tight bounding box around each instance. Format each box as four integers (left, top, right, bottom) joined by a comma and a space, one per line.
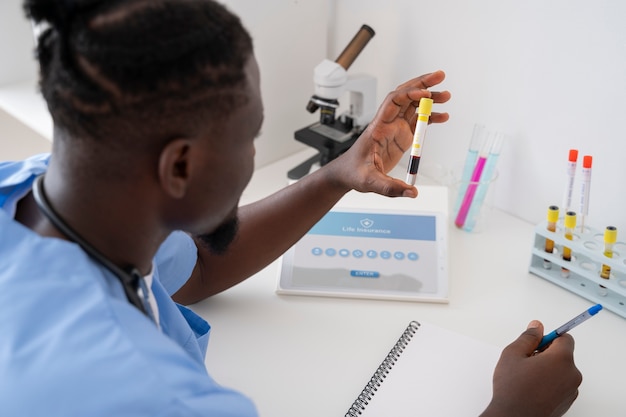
347, 321, 501, 417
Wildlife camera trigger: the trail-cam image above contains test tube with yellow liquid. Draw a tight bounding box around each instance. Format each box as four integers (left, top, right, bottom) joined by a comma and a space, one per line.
599, 226, 618, 296
543, 205, 559, 269
561, 211, 576, 278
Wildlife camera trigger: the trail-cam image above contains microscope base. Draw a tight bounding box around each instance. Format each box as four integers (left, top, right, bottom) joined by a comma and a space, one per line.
287, 121, 364, 180
287, 153, 322, 180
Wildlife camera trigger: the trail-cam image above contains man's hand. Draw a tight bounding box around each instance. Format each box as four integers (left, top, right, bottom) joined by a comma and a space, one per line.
325, 70, 451, 198
480, 321, 583, 417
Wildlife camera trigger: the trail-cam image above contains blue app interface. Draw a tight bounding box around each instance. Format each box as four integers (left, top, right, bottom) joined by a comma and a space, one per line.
289, 211, 440, 294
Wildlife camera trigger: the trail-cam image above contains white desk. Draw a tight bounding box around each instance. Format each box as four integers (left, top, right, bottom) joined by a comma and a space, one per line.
192, 150, 625, 417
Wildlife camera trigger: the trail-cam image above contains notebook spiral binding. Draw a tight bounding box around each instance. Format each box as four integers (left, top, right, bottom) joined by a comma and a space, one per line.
345, 321, 421, 417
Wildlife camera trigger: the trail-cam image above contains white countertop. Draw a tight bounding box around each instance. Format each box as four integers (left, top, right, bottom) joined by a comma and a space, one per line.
0, 79, 52, 141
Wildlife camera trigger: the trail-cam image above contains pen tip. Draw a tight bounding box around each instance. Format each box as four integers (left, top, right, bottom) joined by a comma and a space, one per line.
590, 304, 603, 315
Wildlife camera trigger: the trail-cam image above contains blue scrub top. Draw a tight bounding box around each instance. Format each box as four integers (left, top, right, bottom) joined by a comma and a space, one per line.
0, 154, 258, 416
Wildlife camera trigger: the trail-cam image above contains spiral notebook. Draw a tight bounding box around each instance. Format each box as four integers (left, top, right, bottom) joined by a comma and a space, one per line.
345, 321, 501, 417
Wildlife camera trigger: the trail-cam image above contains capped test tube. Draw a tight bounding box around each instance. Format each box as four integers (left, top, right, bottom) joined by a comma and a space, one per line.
562, 149, 578, 212
579, 155, 592, 232
561, 211, 576, 278
404, 98, 433, 186
598, 226, 617, 296
543, 205, 559, 269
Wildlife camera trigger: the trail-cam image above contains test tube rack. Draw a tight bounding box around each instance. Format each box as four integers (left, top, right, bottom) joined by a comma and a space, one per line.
529, 220, 626, 319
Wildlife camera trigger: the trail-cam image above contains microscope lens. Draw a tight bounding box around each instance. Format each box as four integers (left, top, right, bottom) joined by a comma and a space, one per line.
306, 100, 319, 113
320, 106, 336, 125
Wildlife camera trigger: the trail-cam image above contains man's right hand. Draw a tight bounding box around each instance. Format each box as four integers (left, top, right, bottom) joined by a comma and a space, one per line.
480, 320, 582, 417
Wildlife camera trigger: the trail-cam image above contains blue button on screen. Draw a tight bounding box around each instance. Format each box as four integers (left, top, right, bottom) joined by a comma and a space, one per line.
350, 270, 380, 278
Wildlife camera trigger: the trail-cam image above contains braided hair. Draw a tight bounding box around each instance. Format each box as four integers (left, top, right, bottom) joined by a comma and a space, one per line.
23, 0, 253, 151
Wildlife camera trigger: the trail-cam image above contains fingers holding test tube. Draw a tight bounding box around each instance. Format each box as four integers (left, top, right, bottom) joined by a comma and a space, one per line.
383, 72, 451, 186
380, 70, 450, 125
327, 71, 450, 198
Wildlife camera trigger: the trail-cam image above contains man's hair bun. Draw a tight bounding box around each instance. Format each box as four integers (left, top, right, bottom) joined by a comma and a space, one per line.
23, 0, 68, 27
23, 0, 101, 29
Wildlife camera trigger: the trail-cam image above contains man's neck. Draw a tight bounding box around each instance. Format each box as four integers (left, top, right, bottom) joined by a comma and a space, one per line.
16, 163, 165, 276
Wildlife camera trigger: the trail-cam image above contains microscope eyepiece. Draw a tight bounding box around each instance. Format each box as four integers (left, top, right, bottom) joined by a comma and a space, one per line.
335, 24, 375, 70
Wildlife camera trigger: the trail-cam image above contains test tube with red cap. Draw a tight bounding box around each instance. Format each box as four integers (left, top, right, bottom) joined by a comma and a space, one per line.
579, 155, 592, 232
562, 149, 578, 212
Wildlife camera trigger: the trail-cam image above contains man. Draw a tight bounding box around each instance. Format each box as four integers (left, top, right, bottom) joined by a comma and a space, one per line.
0, 0, 581, 416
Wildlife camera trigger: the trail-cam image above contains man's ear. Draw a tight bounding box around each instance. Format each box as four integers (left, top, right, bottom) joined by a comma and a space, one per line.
158, 138, 194, 199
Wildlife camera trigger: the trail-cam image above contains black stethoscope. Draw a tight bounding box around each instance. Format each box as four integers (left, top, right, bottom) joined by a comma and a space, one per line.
32, 175, 156, 324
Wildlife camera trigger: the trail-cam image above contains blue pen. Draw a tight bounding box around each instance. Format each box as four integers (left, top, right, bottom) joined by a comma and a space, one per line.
536, 304, 603, 351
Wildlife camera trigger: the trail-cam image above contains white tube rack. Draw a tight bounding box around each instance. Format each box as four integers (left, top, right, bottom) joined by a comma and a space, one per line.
529, 220, 626, 319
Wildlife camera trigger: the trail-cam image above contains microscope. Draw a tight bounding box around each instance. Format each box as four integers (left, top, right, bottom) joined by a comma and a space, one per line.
288, 25, 377, 180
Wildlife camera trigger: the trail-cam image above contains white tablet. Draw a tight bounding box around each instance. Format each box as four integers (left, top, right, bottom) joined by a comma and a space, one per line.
277, 203, 448, 303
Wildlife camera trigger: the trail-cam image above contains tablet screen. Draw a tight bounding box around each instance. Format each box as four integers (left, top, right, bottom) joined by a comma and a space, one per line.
277, 208, 448, 302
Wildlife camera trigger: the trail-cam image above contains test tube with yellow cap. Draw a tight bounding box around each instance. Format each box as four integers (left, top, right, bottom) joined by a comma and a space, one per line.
405, 98, 433, 186
599, 225, 617, 284
561, 211, 576, 278
543, 205, 560, 269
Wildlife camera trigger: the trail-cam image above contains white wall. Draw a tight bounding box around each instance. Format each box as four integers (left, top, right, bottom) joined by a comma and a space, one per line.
330, 0, 626, 234
0, 0, 51, 158
3, 0, 625, 235
221, 0, 329, 169
0, 0, 38, 86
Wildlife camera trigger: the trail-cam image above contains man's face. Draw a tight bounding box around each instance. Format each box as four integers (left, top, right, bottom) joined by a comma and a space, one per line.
189, 55, 264, 253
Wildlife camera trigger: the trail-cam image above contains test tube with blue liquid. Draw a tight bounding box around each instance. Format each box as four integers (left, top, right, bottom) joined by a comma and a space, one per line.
461, 132, 503, 232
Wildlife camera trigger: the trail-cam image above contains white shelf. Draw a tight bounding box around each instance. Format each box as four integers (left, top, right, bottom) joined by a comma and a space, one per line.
0, 79, 52, 141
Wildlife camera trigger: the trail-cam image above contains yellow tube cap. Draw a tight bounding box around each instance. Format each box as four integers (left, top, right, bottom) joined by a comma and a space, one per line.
417, 98, 433, 116
547, 205, 559, 222
604, 226, 618, 243
564, 211, 577, 229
